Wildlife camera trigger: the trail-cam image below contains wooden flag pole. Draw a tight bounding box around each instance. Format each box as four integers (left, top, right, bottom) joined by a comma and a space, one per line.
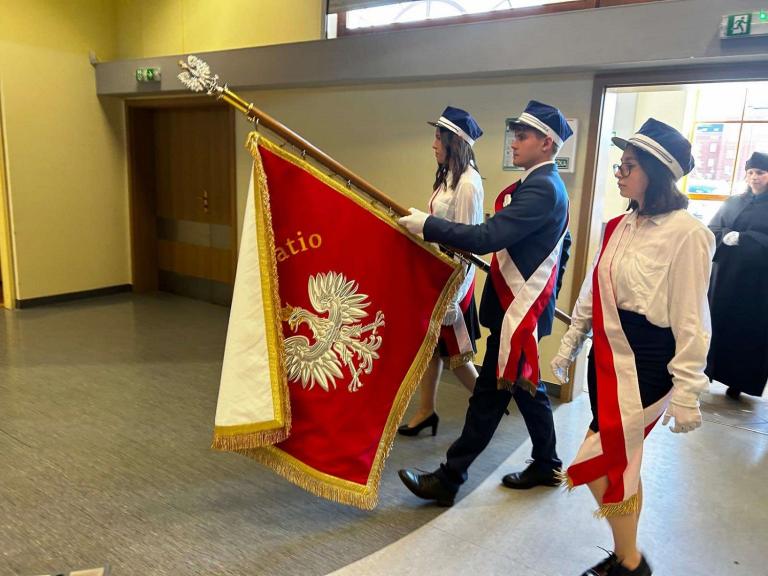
176, 56, 570, 327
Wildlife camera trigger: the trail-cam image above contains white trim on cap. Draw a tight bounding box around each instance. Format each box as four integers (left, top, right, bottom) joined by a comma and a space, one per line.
628, 133, 684, 180
517, 112, 564, 146
436, 116, 475, 146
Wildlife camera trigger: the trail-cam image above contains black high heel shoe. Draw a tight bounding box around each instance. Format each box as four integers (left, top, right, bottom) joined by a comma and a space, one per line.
397, 413, 439, 437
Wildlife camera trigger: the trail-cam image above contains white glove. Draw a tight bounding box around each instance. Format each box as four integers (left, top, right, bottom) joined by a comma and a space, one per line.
550, 353, 572, 384
398, 207, 429, 235
442, 302, 461, 326
661, 403, 702, 433
558, 327, 589, 363
722, 231, 740, 246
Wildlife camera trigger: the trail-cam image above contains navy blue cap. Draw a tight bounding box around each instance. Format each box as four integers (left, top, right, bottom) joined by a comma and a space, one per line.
746, 151, 768, 171
612, 118, 694, 181
509, 100, 572, 146
428, 106, 483, 146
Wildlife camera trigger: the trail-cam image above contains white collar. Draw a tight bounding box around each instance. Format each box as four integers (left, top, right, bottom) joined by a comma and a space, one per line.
520, 160, 555, 183
626, 209, 676, 227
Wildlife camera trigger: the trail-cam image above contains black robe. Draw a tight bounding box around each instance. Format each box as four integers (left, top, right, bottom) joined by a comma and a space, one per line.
706, 191, 768, 396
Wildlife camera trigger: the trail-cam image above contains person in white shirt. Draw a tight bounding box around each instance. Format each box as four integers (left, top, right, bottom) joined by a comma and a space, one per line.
550, 119, 715, 576
398, 106, 483, 437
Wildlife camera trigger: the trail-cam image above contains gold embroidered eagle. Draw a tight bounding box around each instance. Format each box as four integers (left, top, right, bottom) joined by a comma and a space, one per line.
282, 272, 385, 392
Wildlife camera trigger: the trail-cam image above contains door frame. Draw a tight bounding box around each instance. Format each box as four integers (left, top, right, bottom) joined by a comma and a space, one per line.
0, 85, 16, 309
572, 62, 768, 311
559, 61, 768, 400
125, 97, 238, 293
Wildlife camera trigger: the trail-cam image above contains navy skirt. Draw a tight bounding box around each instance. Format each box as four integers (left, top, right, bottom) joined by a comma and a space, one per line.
588, 309, 675, 432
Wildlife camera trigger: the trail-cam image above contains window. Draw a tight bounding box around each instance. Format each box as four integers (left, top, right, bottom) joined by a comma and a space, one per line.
346, 1, 578, 30
326, 0, 662, 37
684, 82, 768, 223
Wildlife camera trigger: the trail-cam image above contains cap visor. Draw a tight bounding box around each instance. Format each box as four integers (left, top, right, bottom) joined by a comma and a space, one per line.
612, 136, 629, 150
508, 118, 547, 138
427, 121, 439, 128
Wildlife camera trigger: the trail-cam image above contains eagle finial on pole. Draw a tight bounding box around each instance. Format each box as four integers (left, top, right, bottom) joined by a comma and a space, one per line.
177, 55, 223, 96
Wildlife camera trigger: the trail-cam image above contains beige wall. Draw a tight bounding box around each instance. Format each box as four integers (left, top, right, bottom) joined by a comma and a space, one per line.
0, 0, 128, 301
0, 0, 323, 302
234, 74, 594, 379
115, 0, 323, 59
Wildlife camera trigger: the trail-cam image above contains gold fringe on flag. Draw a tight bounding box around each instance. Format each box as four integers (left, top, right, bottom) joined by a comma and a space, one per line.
211, 132, 292, 450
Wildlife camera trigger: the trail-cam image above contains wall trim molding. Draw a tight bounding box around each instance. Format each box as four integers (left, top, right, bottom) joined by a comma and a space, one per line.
17, 285, 132, 309
95, 0, 768, 97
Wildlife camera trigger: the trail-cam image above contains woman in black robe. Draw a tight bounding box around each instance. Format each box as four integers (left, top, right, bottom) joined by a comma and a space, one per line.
707, 151, 768, 399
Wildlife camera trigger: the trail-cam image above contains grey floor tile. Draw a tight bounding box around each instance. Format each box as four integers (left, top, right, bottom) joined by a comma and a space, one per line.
0, 293, 530, 576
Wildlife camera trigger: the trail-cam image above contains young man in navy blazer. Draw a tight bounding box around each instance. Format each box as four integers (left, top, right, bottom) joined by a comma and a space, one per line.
398, 100, 572, 506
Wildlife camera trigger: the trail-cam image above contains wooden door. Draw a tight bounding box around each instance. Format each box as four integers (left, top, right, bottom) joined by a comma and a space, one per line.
128, 103, 237, 306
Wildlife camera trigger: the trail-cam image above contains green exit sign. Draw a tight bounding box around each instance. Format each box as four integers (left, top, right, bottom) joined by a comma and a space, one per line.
721, 10, 768, 38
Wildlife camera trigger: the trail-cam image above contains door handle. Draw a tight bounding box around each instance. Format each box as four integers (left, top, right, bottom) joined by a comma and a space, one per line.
197, 189, 210, 213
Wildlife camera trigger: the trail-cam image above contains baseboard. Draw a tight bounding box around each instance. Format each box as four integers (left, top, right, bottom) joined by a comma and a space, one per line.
543, 380, 561, 398
16, 284, 132, 309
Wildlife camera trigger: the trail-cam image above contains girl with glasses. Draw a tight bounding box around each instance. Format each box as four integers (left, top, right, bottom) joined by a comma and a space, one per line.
550, 119, 715, 576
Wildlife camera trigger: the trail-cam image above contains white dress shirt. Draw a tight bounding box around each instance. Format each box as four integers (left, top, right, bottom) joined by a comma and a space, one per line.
429, 166, 484, 305
561, 209, 716, 408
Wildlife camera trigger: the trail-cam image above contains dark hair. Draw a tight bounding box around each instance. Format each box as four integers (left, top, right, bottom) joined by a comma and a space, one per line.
626, 145, 688, 216
433, 128, 478, 191
513, 125, 560, 158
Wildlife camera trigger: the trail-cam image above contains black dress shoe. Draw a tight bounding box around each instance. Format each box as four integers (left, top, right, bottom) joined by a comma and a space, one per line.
501, 461, 561, 489
608, 555, 652, 576
725, 386, 742, 400
580, 551, 619, 575
398, 468, 456, 506
397, 412, 439, 437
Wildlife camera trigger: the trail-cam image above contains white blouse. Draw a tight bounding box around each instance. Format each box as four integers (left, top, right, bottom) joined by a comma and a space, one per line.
562, 209, 716, 408
429, 167, 484, 303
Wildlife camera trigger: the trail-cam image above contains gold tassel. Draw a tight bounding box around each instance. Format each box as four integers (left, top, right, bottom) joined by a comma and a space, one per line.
448, 351, 475, 370
497, 376, 537, 397
555, 468, 575, 491
497, 376, 515, 392
594, 493, 640, 519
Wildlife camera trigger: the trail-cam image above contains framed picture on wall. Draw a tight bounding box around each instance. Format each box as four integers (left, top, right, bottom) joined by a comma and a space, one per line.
503, 118, 578, 173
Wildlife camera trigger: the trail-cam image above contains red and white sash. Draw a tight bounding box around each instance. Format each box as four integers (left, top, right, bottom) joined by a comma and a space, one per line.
490, 182, 568, 393
430, 181, 477, 369
563, 214, 672, 517
439, 274, 476, 369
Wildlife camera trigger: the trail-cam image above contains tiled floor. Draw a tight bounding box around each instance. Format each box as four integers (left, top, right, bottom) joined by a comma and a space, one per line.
331, 384, 768, 576
0, 294, 532, 576
701, 381, 768, 434
2, 294, 765, 575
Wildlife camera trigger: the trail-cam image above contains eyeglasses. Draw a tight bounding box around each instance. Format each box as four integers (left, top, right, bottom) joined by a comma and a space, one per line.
613, 163, 636, 178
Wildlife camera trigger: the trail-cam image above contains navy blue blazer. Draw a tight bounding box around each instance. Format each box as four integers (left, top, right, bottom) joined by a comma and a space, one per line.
423, 163, 570, 338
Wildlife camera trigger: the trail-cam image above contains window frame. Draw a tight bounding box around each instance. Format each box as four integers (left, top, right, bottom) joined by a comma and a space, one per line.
685, 84, 768, 202
332, 0, 662, 37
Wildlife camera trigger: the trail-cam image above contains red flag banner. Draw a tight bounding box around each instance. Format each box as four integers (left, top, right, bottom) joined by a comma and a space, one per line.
213, 133, 462, 509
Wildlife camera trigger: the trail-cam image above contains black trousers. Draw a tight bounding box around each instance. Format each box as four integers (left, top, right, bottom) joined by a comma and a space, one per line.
436, 328, 561, 489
